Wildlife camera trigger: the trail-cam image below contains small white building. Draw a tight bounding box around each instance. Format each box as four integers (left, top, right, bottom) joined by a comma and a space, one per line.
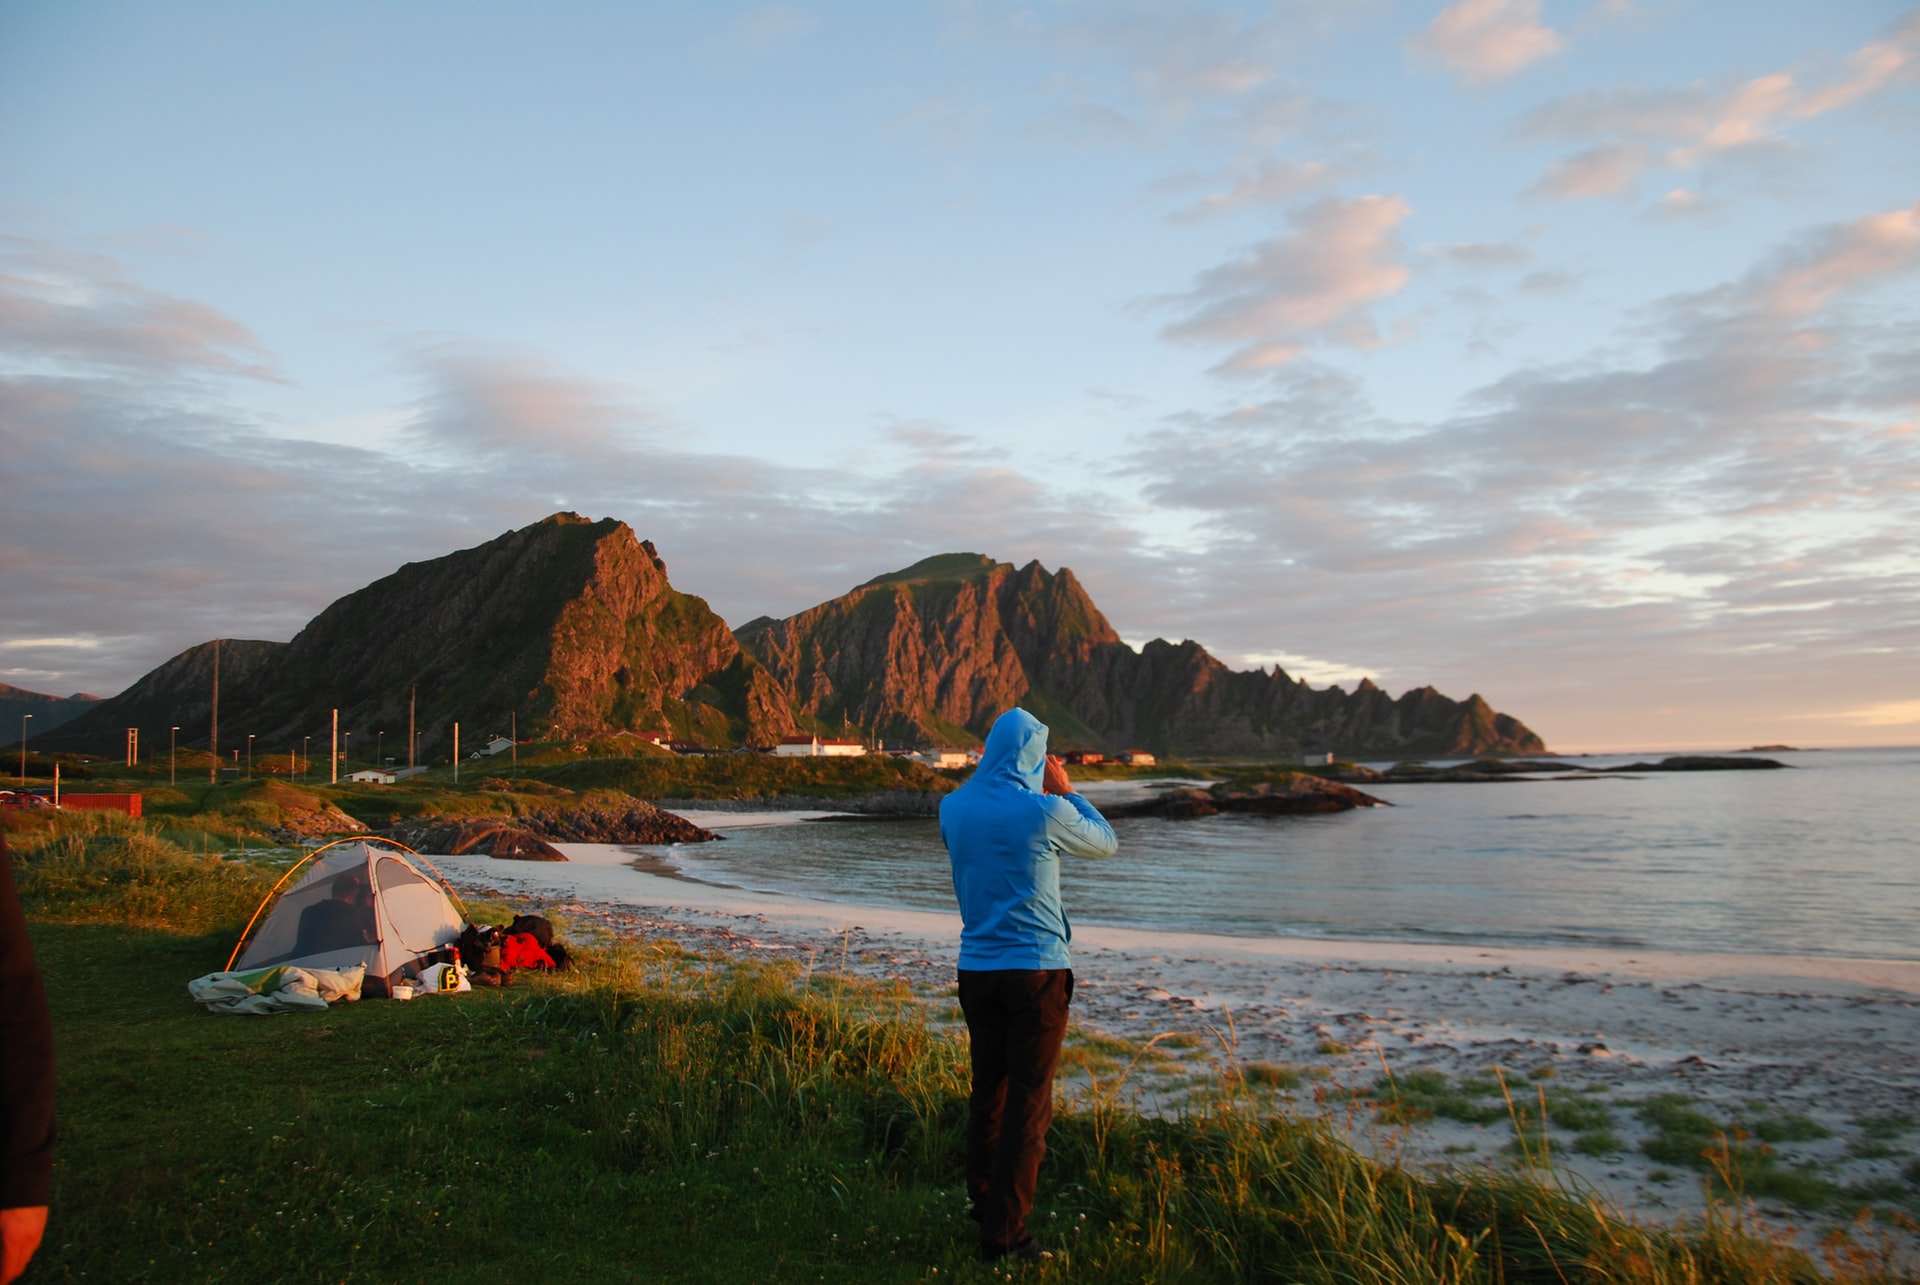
912, 749, 970, 769
1116, 749, 1156, 766
346, 768, 398, 785
1302, 750, 1334, 766
480, 736, 516, 757
774, 735, 867, 758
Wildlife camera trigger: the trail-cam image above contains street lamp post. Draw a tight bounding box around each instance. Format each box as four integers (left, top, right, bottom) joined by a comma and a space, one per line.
302, 735, 311, 781
377, 730, 384, 768
18, 713, 30, 784
343, 731, 351, 774
170, 726, 179, 786
246, 734, 255, 779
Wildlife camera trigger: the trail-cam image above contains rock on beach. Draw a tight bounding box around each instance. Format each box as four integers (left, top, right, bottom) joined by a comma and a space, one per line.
394, 800, 717, 861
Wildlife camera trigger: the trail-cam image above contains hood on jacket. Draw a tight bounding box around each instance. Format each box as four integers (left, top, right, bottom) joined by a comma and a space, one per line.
977, 707, 1048, 792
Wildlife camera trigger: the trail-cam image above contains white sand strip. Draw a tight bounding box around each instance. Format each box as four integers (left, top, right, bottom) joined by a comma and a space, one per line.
441, 842, 1919, 997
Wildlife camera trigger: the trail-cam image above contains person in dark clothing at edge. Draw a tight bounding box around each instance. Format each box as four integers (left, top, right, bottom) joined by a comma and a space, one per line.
1, 836, 56, 1285
940, 707, 1117, 1263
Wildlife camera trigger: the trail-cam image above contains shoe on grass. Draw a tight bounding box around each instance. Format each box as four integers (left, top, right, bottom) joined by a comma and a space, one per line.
980, 1236, 1052, 1263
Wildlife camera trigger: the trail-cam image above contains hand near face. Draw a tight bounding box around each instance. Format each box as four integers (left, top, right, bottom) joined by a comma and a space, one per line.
1041, 754, 1073, 796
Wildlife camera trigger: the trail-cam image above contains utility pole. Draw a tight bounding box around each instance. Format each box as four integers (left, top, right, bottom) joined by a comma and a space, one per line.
17, 714, 29, 784
453, 722, 459, 783
170, 726, 178, 786
511, 710, 517, 776
126, 727, 138, 768
208, 639, 220, 784
331, 708, 339, 785
408, 685, 416, 772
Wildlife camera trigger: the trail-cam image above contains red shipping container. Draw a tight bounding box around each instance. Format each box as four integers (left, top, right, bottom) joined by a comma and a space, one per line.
61, 793, 143, 818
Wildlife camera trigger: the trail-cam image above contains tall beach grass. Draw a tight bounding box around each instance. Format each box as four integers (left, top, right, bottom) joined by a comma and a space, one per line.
15, 819, 1916, 1282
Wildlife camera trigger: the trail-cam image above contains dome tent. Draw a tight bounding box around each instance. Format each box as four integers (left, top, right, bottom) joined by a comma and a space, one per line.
227, 837, 466, 997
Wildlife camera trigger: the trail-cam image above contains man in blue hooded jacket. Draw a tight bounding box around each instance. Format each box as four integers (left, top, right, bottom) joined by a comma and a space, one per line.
941, 707, 1117, 1262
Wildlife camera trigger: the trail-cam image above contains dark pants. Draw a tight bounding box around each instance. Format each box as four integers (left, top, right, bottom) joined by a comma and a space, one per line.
957, 967, 1073, 1253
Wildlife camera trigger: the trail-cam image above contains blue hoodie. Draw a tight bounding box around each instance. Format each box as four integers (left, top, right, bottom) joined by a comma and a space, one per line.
941, 708, 1118, 971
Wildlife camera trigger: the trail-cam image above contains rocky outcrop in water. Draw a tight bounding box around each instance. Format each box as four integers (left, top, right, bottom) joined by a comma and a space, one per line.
1102, 774, 1388, 819
1602, 756, 1787, 772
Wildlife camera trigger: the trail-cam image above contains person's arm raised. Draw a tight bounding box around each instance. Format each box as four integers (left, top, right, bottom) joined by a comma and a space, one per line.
1041, 756, 1118, 857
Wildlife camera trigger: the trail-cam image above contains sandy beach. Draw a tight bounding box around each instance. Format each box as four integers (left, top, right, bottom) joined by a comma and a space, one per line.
434, 836, 1920, 1237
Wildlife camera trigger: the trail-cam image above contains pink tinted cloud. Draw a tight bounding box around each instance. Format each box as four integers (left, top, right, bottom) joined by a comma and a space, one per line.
1411, 0, 1567, 86
405, 343, 652, 458
1521, 10, 1920, 201
1746, 200, 1920, 317
0, 238, 280, 382
1160, 194, 1414, 372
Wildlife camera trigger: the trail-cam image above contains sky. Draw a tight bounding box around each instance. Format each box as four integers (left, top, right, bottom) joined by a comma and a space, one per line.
2, 0, 1916, 753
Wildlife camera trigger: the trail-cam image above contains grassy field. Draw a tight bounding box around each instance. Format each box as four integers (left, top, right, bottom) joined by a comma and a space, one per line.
13, 816, 1915, 1284
2, 752, 961, 848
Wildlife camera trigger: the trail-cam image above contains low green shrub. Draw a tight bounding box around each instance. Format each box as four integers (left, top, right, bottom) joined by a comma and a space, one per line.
12, 815, 275, 933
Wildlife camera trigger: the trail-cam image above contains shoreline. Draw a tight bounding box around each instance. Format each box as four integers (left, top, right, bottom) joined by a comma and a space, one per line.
436, 843, 1920, 1241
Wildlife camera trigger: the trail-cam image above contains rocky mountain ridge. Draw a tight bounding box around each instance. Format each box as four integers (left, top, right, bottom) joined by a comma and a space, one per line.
41, 514, 1544, 761
0, 683, 103, 742
739, 553, 1544, 759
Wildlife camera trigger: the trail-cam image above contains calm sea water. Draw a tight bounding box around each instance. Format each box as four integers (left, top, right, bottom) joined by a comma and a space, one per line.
646, 747, 1920, 961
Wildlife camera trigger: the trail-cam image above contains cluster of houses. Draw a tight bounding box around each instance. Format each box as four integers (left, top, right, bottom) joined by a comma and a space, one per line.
772, 737, 1156, 767
339, 728, 1160, 783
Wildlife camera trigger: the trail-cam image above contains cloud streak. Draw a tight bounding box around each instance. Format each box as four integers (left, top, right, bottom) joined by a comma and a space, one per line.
1159, 194, 1413, 372
1517, 9, 1920, 202
0, 237, 281, 381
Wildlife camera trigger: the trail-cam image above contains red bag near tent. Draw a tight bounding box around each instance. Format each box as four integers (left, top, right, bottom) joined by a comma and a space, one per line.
500, 932, 555, 970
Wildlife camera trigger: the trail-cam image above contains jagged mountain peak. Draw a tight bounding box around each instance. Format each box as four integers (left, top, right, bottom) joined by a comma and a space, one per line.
744, 559, 1544, 757
855, 552, 1005, 590
44, 517, 1544, 760
46, 515, 794, 756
